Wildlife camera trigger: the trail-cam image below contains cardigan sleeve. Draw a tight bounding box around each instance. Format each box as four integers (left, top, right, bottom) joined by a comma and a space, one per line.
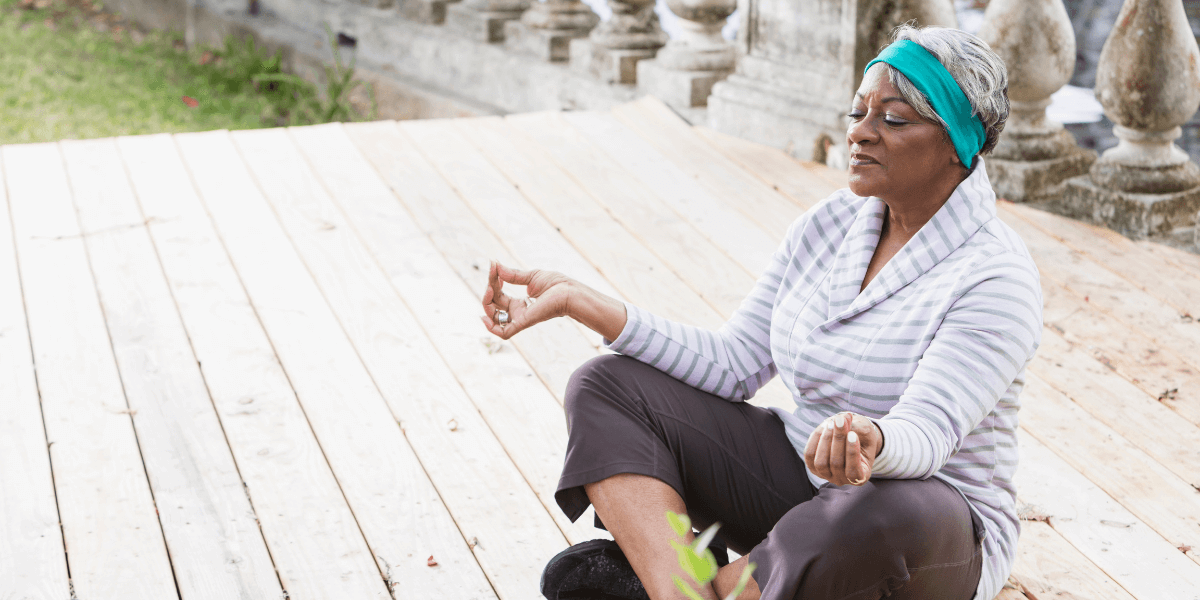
604, 215, 808, 401
871, 251, 1043, 479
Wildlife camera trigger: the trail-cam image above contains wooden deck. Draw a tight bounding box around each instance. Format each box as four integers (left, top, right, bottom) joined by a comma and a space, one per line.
3, 96, 1200, 600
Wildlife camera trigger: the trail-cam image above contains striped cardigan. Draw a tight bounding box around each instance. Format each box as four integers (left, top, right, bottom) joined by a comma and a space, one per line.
606, 161, 1042, 600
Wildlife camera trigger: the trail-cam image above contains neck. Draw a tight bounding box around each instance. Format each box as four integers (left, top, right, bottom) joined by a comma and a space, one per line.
882, 166, 968, 239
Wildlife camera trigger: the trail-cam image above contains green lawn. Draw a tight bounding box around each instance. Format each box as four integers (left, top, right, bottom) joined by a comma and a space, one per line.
0, 0, 345, 144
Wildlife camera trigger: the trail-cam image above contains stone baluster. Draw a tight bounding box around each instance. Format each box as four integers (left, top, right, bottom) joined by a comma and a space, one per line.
636, 0, 738, 112
445, 0, 531, 41
1060, 0, 1200, 239
504, 0, 600, 61
977, 0, 1096, 202
571, 0, 669, 84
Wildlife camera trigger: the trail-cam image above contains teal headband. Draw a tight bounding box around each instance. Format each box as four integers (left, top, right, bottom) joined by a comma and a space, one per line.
864, 40, 985, 169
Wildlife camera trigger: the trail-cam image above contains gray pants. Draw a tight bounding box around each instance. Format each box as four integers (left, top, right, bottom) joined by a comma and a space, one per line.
555, 355, 983, 600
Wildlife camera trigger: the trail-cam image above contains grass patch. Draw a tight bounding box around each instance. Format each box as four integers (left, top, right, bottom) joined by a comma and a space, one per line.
0, 0, 371, 144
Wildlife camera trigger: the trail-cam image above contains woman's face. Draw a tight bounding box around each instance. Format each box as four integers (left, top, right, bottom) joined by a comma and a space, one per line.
846, 64, 964, 203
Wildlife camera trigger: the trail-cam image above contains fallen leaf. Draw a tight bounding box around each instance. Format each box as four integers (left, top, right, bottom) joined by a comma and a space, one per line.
1180, 545, 1193, 553
426, 555, 438, 567
181, 96, 199, 108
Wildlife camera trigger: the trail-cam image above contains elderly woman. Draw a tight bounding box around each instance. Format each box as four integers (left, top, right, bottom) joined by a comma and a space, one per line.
481, 25, 1040, 600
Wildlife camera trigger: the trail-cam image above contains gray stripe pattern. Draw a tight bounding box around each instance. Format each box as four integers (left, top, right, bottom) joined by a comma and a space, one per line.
605, 160, 1042, 600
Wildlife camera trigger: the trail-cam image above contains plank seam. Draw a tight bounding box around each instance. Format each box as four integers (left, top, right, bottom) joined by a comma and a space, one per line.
1, 148, 75, 600
170, 132, 393, 600
114, 137, 290, 597
56, 142, 186, 600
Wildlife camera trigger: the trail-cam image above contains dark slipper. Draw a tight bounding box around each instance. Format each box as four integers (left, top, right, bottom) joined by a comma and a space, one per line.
540, 539, 650, 600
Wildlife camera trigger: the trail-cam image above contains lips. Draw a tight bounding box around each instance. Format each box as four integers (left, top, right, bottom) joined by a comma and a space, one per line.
850, 153, 880, 166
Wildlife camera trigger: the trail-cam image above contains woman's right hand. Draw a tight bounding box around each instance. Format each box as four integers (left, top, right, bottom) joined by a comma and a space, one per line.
480, 261, 573, 340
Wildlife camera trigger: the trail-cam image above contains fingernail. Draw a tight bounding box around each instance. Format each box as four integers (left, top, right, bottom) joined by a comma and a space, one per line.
834, 415, 844, 428
847, 431, 858, 444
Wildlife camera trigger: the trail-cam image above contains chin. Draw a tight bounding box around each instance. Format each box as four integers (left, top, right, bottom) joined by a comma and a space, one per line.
847, 174, 876, 198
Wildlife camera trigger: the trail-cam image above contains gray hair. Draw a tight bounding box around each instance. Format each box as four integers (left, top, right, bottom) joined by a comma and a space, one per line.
878, 25, 1009, 161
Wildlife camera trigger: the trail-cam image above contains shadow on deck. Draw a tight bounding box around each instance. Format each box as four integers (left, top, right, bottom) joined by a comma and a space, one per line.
3, 96, 1199, 600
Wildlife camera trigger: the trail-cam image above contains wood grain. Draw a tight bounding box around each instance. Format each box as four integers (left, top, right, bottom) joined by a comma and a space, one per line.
4, 142, 178, 600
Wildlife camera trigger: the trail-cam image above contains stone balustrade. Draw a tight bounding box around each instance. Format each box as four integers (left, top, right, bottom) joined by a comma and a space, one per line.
109, 0, 1200, 244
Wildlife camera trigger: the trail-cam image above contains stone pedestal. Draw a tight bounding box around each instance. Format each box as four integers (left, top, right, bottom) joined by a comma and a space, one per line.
636, 0, 736, 109
1053, 0, 1200, 238
400, 0, 459, 24
504, 0, 598, 61
572, 0, 666, 83
1058, 174, 1200, 239
637, 59, 729, 108
571, 39, 658, 84
445, 0, 529, 42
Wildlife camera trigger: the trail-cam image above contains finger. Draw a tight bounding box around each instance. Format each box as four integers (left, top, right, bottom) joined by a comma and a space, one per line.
489, 262, 512, 311
803, 425, 823, 472
497, 263, 535, 286
479, 314, 519, 340
812, 421, 833, 481
846, 430, 866, 485
828, 414, 849, 484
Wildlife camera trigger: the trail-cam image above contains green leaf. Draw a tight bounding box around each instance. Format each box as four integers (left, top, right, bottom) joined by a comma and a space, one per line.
673, 574, 708, 600
722, 563, 756, 600
692, 522, 720, 554
671, 540, 719, 585
666, 511, 691, 538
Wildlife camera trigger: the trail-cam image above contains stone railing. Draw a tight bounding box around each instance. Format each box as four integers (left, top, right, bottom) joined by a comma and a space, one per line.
110, 0, 1200, 241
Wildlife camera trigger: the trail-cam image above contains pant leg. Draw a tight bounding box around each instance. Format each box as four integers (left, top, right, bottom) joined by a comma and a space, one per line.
748, 477, 983, 600
555, 354, 815, 553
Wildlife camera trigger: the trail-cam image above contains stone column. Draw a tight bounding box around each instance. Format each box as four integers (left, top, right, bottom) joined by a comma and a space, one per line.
636, 0, 738, 111
707, 0, 956, 163
977, 0, 1096, 202
1058, 0, 1200, 239
505, 0, 600, 61
570, 0, 668, 84
445, 0, 531, 42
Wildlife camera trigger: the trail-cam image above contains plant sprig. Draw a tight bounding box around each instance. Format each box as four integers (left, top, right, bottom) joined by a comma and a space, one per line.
666, 511, 756, 600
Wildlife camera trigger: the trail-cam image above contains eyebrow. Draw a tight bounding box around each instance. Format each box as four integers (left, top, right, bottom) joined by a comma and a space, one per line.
852, 94, 912, 106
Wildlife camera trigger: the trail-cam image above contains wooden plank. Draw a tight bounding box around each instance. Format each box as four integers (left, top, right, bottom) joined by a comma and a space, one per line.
1009, 521, 1136, 600
1020, 373, 1200, 566
1039, 277, 1200, 428
1004, 202, 1200, 320
117, 134, 388, 600
999, 211, 1200, 391
458, 117, 724, 329
563, 111, 777, 276
1137, 239, 1200, 279
1031, 328, 1200, 489
174, 130, 481, 600
693, 126, 846, 208
0, 149, 70, 600
3, 142, 179, 600
401, 119, 623, 304
297, 122, 602, 546
611, 98, 803, 239
478, 114, 793, 412
342, 120, 599, 404
60, 138, 281, 600
506, 111, 757, 317
239, 124, 570, 599
1015, 430, 1200, 598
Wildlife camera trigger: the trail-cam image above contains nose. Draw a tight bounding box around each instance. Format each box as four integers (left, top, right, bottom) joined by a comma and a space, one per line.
846, 113, 879, 148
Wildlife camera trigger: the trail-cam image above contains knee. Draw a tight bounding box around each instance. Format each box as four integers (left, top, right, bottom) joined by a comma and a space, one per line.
564, 354, 636, 418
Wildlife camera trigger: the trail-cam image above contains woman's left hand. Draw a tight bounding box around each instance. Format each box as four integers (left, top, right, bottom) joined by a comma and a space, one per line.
804, 412, 885, 486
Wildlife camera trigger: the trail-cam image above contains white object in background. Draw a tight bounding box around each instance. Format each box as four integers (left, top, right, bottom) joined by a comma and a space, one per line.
1047, 85, 1106, 124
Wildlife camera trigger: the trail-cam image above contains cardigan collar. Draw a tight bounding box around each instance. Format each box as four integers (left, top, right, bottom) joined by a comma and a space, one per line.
826, 159, 997, 321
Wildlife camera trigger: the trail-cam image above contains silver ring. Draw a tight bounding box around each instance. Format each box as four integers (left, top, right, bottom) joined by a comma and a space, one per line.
496, 310, 510, 325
